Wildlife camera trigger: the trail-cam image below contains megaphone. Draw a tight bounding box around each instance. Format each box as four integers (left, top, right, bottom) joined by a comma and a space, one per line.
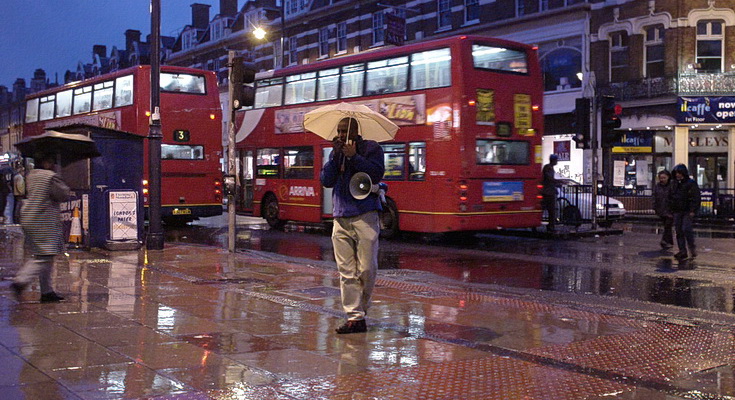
349, 172, 378, 200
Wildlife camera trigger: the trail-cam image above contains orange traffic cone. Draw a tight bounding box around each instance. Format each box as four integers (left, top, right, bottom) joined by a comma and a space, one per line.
69, 207, 82, 244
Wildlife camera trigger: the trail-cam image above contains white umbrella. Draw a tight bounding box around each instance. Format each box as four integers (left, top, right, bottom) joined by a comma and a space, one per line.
303, 102, 399, 142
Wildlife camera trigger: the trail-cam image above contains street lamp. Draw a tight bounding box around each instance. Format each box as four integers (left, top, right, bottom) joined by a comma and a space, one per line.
253, 26, 266, 40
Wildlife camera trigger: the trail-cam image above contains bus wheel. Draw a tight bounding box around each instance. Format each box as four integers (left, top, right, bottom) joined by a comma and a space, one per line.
263, 195, 286, 230
379, 198, 399, 239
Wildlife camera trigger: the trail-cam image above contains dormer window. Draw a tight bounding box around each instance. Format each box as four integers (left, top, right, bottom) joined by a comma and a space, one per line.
182, 29, 196, 51
211, 19, 224, 41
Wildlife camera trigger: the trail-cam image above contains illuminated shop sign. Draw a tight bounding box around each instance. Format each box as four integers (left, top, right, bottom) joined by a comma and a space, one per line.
677, 96, 735, 123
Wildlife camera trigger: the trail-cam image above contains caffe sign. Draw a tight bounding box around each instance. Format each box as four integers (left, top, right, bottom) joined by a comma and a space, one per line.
678, 96, 735, 123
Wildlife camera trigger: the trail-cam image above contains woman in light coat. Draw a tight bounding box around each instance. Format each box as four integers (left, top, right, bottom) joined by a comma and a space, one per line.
11, 153, 70, 303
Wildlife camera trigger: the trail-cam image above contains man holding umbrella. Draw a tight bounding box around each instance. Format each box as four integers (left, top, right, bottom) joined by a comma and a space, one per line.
320, 117, 385, 334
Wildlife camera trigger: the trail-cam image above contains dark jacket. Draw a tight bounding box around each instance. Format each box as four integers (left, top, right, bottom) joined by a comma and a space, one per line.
669, 164, 701, 214
652, 181, 673, 217
541, 163, 557, 197
321, 136, 385, 218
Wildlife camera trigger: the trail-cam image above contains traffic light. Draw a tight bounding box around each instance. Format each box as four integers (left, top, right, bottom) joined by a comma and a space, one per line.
231, 56, 256, 109
600, 95, 622, 147
572, 97, 591, 149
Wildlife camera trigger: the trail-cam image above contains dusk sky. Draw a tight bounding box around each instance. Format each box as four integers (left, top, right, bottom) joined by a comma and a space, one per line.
0, 0, 228, 88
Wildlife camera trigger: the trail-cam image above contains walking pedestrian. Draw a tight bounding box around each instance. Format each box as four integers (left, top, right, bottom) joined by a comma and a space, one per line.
0, 169, 9, 224
670, 164, 700, 260
11, 153, 70, 303
541, 154, 559, 232
652, 169, 674, 250
12, 162, 25, 224
320, 117, 385, 334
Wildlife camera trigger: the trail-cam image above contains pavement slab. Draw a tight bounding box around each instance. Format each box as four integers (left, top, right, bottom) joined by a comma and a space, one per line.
2, 225, 735, 398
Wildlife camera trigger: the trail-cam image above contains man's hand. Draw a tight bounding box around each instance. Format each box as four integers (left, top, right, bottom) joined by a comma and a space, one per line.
343, 142, 356, 158
332, 137, 344, 155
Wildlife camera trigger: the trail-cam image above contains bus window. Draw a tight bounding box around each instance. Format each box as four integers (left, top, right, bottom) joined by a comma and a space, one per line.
73, 86, 92, 114
408, 142, 426, 181
340, 63, 365, 98
472, 45, 528, 74
411, 48, 451, 90
284, 146, 314, 179
56, 90, 72, 118
161, 73, 206, 94
257, 148, 280, 177
39, 95, 55, 121
25, 98, 39, 123
255, 78, 284, 108
317, 68, 339, 101
93, 81, 114, 111
115, 75, 134, 107
284, 72, 316, 105
366, 56, 409, 96
161, 144, 205, 160
382, 144, 406, 181
476, 139, 529, 165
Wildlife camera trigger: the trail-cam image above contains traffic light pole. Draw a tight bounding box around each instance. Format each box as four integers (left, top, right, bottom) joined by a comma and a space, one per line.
147, 0, 164, 250
227, 50, 237, 252
590, 95, 598, 229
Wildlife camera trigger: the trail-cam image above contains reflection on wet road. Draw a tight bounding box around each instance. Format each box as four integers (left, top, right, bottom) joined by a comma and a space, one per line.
166, 217, 735, 315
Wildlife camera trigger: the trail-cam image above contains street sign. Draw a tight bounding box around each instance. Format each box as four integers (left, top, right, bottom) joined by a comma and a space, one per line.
385, 13, 405, 46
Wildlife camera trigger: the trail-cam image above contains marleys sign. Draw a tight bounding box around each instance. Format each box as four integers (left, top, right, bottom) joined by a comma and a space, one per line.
678, 96, 735, 123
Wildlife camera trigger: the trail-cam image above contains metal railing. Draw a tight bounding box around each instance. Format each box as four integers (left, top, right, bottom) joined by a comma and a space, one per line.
598, 186, 735, 220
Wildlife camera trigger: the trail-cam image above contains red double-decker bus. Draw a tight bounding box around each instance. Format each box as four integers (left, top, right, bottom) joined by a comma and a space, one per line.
235, 35, 544, 237
23, 65, 223, 224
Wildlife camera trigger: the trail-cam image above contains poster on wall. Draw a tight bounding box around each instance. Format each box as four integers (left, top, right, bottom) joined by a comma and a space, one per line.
476, 89, 495, 125
613, 160, 626, 187
553, 141, 571, 161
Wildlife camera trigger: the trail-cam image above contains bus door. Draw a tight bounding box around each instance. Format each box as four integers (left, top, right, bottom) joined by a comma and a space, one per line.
322, 146, 334, 215
238, 149, 254, 211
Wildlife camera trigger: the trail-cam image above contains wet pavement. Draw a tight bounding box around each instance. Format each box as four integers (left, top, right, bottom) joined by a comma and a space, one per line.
2, 222, 735, 398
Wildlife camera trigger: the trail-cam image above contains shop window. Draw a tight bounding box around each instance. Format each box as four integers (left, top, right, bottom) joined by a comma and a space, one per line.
319, 27, 330, 58
465, 0, 479, 23
437, 0, 451, 29
337, 22, 347, 53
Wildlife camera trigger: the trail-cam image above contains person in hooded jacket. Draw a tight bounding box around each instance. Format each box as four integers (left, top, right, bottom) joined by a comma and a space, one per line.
652, 169, 674, 249
669, 164, 700, 260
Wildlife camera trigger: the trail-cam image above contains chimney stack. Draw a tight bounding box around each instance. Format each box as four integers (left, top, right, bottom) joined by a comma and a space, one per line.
220, 0, 237, 16
93, 45, 107, 61
125, 29, 142, 54
191, 3, 211, 30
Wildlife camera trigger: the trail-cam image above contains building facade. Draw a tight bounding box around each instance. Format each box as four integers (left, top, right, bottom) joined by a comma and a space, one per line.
592, 0, 735, 195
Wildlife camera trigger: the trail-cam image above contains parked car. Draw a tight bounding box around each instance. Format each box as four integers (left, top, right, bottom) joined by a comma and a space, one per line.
555, 178, 626, 227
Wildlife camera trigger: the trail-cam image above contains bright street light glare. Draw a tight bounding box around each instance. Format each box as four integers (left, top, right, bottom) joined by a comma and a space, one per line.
253, 27, 266, 40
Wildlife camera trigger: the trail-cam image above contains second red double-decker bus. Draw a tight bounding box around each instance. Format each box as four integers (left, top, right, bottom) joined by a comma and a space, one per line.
23, 65, 224, 224
235, 35, 544, 237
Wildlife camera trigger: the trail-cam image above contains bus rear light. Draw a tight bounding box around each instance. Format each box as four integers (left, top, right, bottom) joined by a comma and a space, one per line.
214, 179, 223, 202
210, 114, 216, 120
460, 196, 468, 202
468, 100, 476, 106
145, 111, 151, 117
532, 105, 540, 111
143, 188, 149, 195
143, 179, 149, 186
536, 195, 543, 199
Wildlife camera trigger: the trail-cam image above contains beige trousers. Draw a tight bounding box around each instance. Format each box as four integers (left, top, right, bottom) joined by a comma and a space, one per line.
332, 211, 380, 321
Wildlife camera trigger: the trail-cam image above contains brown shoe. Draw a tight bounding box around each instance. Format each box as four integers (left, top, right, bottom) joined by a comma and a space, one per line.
335, 319, 367, 334
40, 292, 65, 303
